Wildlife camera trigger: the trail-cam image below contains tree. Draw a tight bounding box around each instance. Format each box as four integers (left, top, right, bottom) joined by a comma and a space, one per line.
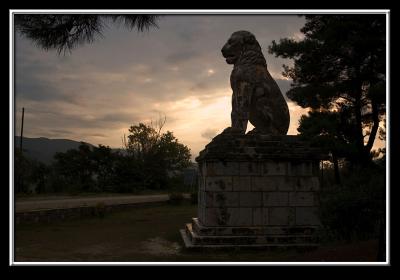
298, 111, 350, 184
15, 14, 159, 54
30, 161, 50, 194
269, 15, 386, 166
90, 144, 117, 192
15, 148, 31, 193
15, 148, 52, 193
126, 121, 191, 169
53, 142, 95, 192
124, 120, 191, 189
157, 131, 192, 173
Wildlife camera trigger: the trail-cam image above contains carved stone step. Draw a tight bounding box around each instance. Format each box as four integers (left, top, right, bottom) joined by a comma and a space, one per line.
180, 229, 319, 249
191, 218, 319, 236
185, 223, 318, 246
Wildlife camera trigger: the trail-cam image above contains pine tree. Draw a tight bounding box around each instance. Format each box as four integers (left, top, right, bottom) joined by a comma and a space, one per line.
269, 15, 386, 166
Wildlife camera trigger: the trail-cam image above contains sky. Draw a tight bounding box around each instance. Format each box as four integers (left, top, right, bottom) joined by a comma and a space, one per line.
14, 14, 385, 160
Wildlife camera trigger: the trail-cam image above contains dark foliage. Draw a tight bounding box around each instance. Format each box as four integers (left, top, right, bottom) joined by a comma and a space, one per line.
15, 14, 159, 54
269, 15, 386, 166
14, 123, 192, 194
319, 162, 386, 241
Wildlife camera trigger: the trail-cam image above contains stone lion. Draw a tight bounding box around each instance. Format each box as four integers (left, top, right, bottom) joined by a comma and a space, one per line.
221, 30, 290, 135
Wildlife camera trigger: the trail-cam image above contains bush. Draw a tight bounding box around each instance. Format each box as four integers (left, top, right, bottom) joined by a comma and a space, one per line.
319, 164, 385, 241
168, 192, 184, 205
93, 202, 107, 218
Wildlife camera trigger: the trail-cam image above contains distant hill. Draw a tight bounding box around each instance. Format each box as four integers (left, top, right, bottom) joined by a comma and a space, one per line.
14, 136, 95, 164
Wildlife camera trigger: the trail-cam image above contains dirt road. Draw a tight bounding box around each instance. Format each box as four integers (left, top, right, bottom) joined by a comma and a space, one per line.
15, 194, 189, 212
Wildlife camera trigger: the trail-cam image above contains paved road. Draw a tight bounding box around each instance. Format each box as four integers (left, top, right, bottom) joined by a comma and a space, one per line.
15, 194, 189, 213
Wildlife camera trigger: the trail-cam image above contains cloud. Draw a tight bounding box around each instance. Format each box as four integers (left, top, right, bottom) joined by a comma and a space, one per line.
49, 129, 75, 135
89, 133, 108, 138
165, 50, 199, 64
201, 128, 218, 140
15, 14, 330, 159
98, 112, 140, 124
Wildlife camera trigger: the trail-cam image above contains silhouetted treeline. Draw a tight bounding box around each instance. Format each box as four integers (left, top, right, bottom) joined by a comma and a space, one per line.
15, 122, 192, 194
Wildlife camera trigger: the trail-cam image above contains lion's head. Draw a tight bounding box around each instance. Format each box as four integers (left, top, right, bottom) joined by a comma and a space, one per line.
221, 30, 266, 66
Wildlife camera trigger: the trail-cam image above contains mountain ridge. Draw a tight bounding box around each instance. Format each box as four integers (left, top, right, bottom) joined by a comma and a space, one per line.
14, 136, 119, 164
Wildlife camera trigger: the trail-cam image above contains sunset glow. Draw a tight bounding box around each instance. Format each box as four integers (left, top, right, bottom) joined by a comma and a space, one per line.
14, 15, 385, 159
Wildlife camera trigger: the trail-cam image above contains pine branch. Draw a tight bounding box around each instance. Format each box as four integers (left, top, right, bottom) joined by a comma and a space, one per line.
15, 14, 160, 54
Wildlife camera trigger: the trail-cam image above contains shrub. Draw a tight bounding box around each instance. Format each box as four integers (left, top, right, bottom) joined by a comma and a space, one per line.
93, 202, 107, 218
319, 164, 385, 241
168, 192, 184, 205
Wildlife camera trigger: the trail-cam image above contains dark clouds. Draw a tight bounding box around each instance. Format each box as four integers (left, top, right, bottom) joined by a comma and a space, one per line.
14, 14, 308, 158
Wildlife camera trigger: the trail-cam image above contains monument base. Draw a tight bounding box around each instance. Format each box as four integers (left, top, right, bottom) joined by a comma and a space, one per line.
180, 218, 319, 249
181, 134, 328, 249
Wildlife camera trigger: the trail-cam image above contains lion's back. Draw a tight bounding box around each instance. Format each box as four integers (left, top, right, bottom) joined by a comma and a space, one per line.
250, 64, 290, 135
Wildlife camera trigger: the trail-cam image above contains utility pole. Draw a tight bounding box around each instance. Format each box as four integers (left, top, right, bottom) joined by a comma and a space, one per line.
20, 107, 24, 152
17, 107, 25, 193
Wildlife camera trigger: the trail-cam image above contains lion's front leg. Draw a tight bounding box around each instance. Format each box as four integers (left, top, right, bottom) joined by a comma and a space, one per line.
229, 81, 251, 134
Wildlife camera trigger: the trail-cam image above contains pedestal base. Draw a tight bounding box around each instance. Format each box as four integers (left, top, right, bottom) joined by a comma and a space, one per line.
181, 134, 328, 250
180, 218, 319, 249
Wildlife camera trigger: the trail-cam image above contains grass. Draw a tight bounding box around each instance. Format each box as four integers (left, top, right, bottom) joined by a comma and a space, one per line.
14, 201, 380, 262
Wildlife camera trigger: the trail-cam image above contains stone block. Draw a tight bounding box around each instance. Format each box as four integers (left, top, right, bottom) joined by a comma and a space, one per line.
198, 175, 205, 191
252, 177, 277, 191
203, 207, 253, 227
205, 176, 233, 191
303, 161, 313, 176
277, 177, 296, 191
269, 207, 295, 226
288, 161, 313, 176
253, 208, 268, 226
312, 161, 320, 176
263, 227, 287, 235
198, 203, 205, 223
214, 227, 233, 236
296, 207, 320, 226
203, 207, 218, 226
239, 192, 262, 207
313, 193, 320, 206
213, 192, 240, 207
289, 192, 315, 206
262, 160, 287, 176
204, 191, 214, 207
205, 161, 239, 176
294, 177, 320, 191
228, 208, 253, 226
198, 189, 204, 206
263, 192, 289, 206
233, 176, 252, 191
199, 162, 206, 176
239, 161, 261, 176
203, 207, 231, 226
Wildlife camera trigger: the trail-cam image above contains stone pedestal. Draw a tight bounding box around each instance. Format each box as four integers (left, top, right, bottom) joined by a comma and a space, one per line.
180, 133, 329, 248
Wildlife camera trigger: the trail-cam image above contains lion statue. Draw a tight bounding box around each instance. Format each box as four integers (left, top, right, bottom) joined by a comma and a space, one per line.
221, 30, 290, 135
